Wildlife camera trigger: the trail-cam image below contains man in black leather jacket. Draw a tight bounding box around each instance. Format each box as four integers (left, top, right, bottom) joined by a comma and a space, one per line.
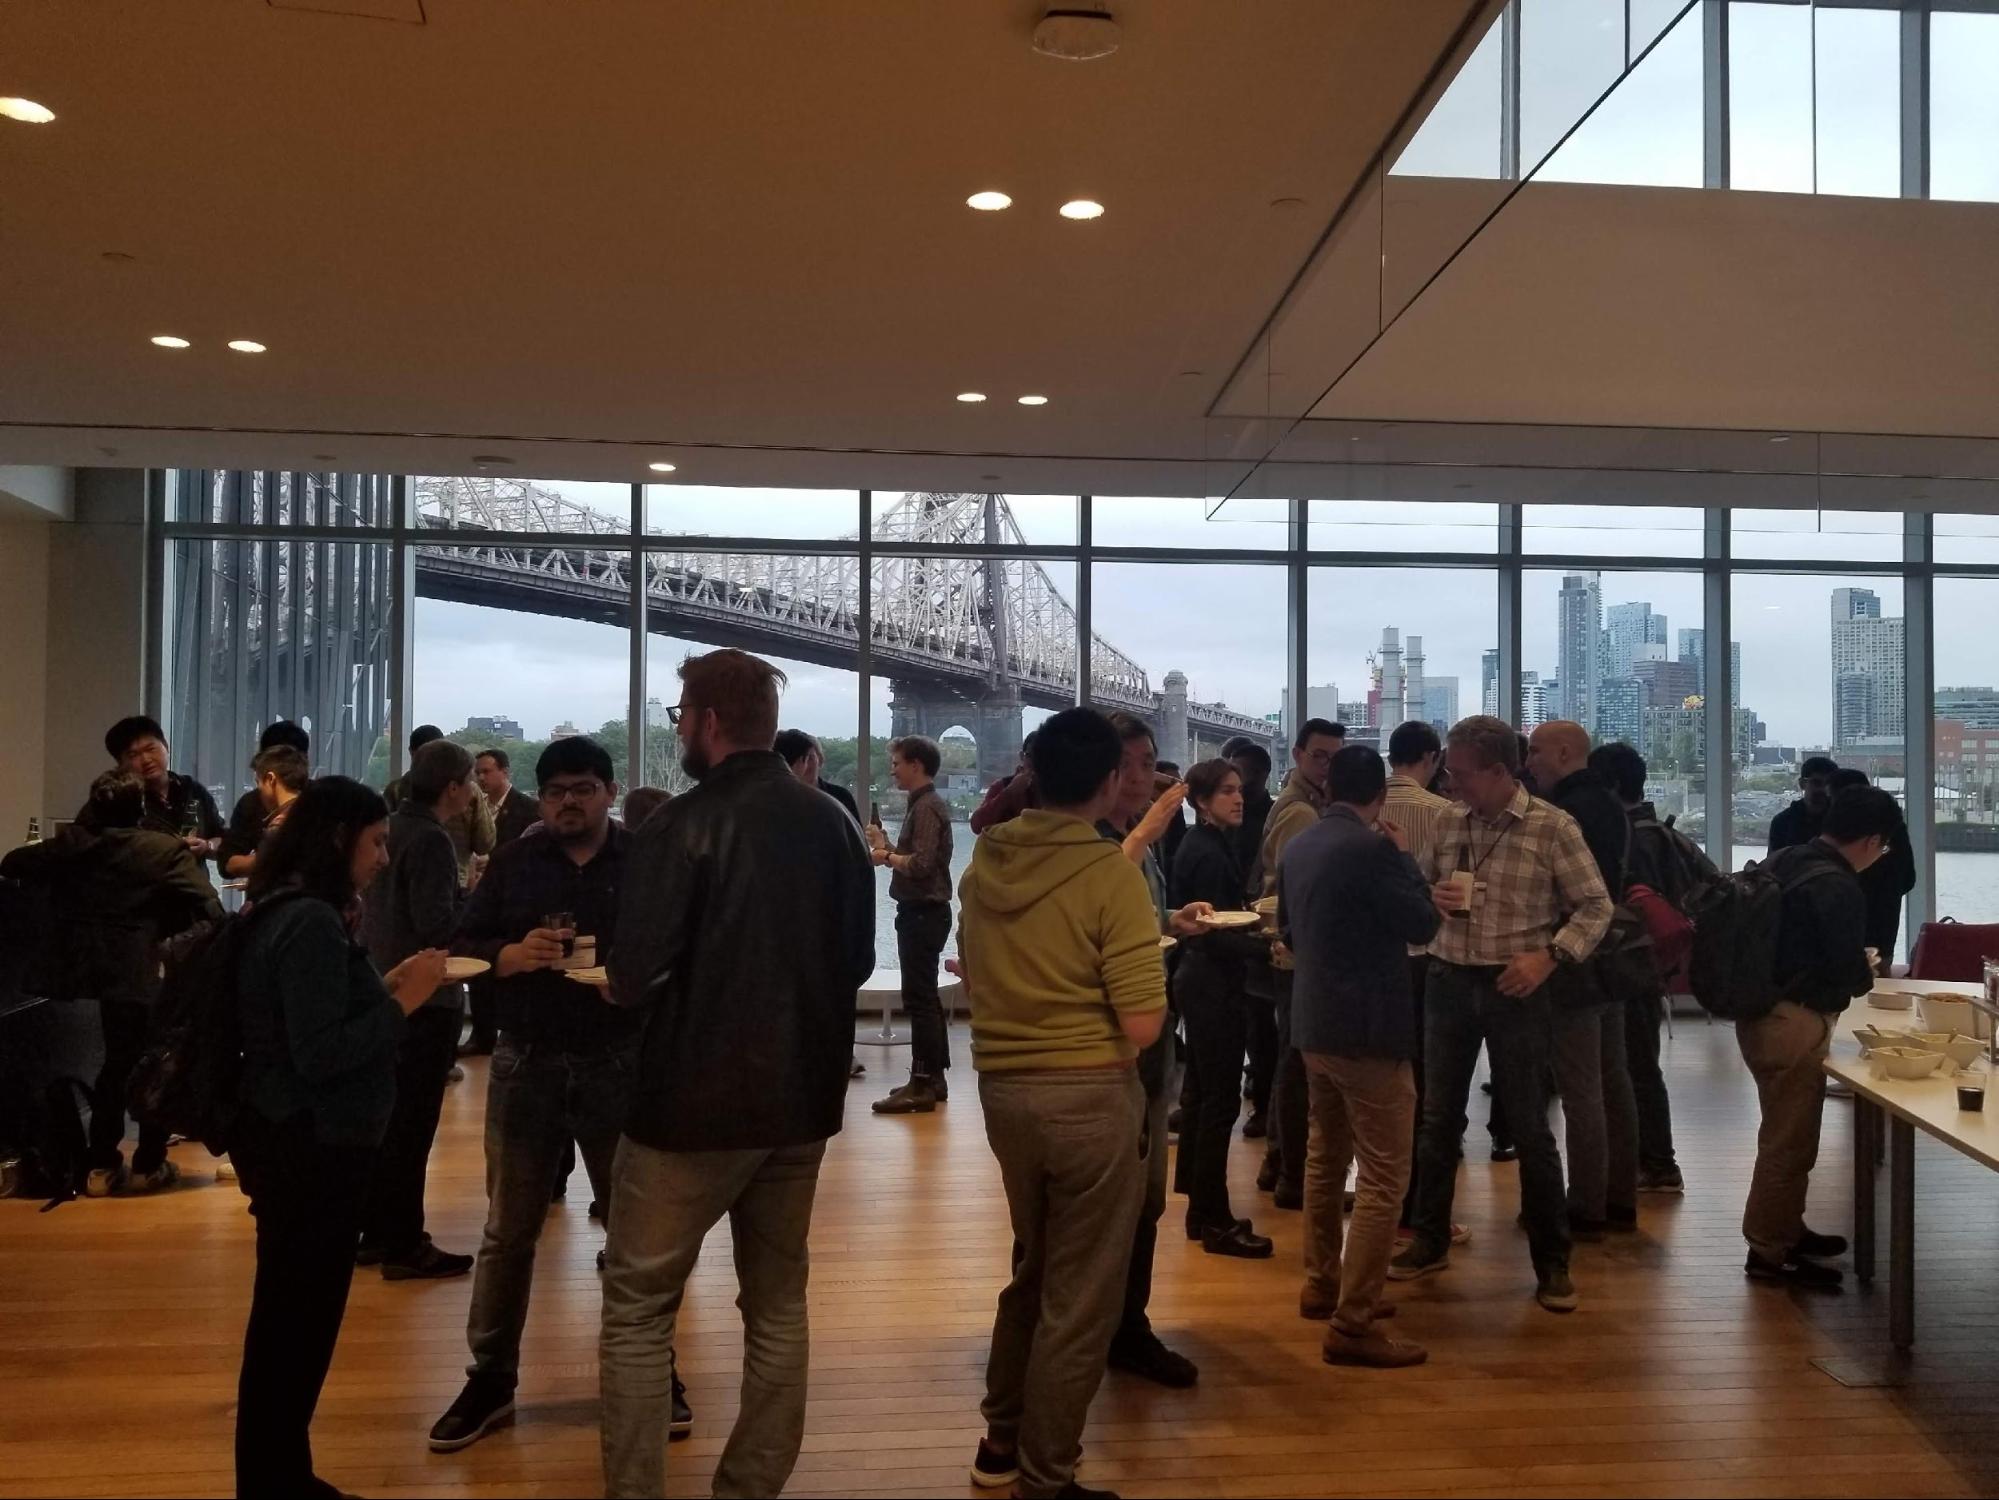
602, 648, 875, 1500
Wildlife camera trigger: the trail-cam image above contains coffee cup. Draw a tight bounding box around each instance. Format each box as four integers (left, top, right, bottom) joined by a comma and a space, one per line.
1444, 871, 1475, 919
1958, 1084, 1986, 1112
569, 935, 597, 972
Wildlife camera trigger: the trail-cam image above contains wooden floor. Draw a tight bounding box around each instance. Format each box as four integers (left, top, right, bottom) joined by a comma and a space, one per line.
5, 1018, 1999, 1499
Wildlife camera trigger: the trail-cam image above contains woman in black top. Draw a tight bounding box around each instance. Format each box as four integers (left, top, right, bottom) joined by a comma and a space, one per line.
232, 777, 448, 1500
1170, 759, 1275, 1259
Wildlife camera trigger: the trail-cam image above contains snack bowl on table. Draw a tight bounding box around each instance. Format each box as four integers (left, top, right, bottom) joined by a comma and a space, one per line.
1907, 1031, 1987, 1073
1870, 1046, 1948, 1082
1852, 1024, 1912, 1057
1867, 987, 1916, 1012
1919, 993, 1993, 1041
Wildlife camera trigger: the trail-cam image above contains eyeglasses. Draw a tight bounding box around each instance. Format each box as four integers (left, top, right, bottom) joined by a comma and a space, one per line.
664, 704, 684, 726
539, 780, 605, 804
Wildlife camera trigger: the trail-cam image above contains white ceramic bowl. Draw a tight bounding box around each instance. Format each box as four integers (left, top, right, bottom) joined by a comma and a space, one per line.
1919, 994, 1993, 1041
1906, 1031, 1987, 1072
1853, 1025, 1911, 1056
1867, 989, 1916, 1012
1871, 1046, 1948, 1082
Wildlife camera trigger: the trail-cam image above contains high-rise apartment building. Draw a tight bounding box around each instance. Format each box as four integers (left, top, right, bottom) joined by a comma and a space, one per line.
1829, 588, 1904, 746
1557, 571, 1603, 733
1605, 601, 1667, 678
1675, 628, 1741, 707
1597, 677, 1643, 747
1481, 648, 1499, 717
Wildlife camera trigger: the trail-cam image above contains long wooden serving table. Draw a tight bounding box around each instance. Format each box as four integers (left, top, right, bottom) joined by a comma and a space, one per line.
1821, 979, 1997, 1380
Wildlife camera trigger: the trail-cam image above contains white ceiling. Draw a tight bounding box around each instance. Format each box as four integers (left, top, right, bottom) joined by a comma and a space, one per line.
0, 0, 1482, 493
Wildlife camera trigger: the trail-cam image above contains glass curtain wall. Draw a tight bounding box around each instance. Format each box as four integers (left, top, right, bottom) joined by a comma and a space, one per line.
157, 479, 1993, 963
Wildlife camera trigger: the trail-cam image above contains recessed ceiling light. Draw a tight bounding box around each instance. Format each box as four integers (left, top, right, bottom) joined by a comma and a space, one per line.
966, 190, 1012, 212
150, 335, 190, 349
311, 454, 337, 462
101, 250, 135, 264
1269, 196, 1307, 211
227, 339, 267, 354
1031, 5, 1122, 61
956, 391, 987, 403
1059, 199, 1105, 220
648, 461, 678, 473
470, 453, 514, 466
1769, 433, 1791, 444
0, 97, 55, 124
1017, 394, 1049, 406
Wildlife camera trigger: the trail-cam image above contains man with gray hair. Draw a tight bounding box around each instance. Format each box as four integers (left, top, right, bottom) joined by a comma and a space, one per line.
359, 736, 479, 1281
1388, 715, 1613, 1315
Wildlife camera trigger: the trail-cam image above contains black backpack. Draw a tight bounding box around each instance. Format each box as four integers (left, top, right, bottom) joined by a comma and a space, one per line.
1683, 852, 1844, 1022
126, 892, 299, 1155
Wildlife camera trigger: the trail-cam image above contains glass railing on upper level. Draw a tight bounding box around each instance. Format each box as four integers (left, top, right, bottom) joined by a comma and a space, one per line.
1204, 1, 1999, 507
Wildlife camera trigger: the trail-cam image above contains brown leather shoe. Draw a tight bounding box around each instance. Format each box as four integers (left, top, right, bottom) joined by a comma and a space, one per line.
1322, 1327, 1428, 1368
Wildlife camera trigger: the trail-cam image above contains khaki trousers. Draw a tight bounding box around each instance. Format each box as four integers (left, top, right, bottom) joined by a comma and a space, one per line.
1303, 1051, 1416, 1336
1735, 1001, 1833, 1264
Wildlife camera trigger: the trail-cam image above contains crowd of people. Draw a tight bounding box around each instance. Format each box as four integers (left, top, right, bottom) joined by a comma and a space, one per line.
0, 656, 1911, 1500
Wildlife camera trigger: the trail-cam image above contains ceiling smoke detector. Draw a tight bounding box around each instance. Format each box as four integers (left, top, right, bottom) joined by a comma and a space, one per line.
1031, 5, 1121, 62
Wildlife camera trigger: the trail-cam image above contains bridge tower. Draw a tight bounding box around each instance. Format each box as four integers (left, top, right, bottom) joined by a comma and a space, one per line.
888, 680, 1024, 787
1160, 671, 1191, 768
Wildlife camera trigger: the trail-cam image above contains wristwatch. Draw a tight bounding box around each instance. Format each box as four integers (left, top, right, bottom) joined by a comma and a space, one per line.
1547, 944, 1577, 967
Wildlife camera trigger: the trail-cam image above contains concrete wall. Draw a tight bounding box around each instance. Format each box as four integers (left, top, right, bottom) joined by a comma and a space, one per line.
0, 521, 53, 840
0, 466, 74, 522
41, 471, 150, 821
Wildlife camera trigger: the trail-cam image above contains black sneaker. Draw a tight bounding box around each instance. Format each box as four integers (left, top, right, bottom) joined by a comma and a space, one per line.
382, 1238, 474, 1281
1747, 1251, 1843, 1290
1535, 1268, 1579, 1313
1794, 1227, 1849, 1261
1241, 1111, 1269, 1140
1387, 1242, 1448, 1282
1491, 1143, 1518, 1163
428, 1379, 515, 1453
1106, 1328, 1198, 1388
670, 1375, 692, 1440
354, 1243, 387, 1268
1605, 1204, 1639, 1233
969, 1437, 1020, 1490
1272, 1183, 1303, 1212
1255, 1158, 1279, 1194
1637, 1165, 1684, 1195
588, 1199, 604, 1221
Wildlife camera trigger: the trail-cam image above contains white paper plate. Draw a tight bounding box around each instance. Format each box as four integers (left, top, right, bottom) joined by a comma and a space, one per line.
1158, 935, 1177, 951
443, 957, 490, 981
564, 966, 610, 986
1197, 910, 1262, 930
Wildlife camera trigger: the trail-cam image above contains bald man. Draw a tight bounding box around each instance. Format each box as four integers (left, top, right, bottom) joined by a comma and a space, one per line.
1526, 721, 1639, 1238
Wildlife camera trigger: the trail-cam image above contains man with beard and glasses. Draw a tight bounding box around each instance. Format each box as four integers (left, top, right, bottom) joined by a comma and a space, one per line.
428, 736, 658, 1454
601, 649, 875, 1499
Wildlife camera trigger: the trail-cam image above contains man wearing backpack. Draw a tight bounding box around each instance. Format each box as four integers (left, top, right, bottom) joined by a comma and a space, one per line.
1589, 742, 1718, 1197
1734, 785, 1899, 1291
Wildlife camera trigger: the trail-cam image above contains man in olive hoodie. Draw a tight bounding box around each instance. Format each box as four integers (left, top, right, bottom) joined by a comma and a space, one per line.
958, 708, 1189, 1500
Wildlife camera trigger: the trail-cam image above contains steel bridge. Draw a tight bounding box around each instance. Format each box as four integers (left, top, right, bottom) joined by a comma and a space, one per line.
415, 479, 1278, 778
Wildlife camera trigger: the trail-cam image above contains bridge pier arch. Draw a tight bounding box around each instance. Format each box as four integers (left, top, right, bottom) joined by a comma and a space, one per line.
889, 680, 1023, 788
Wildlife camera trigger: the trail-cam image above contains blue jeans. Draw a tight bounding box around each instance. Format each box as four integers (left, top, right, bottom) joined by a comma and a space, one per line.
1412, 961, 1570, 1275
466, 1037, 637, 1387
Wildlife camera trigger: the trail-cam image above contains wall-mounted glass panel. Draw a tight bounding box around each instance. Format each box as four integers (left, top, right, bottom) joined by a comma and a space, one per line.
1520, 0, 1627, 171
1391, 17, 1506, 179
417, 475, 631, 535
1731, 507, 1902, 563
644, 484, 851, 541
1540, 2, 1704, 188
1933, 578, 1999, 927
1309, 501, 1498, 554
163, 538, 394, 799
1936, 513, 1999, 567
412, 545, 633, 790
1305, 567, 1498, 755
1525, 568, 1709, 843
1931, 10, 1999, 204
869, 491, 1076, 547
166, 469, 400, 528
1524, 504, 1703, 558
1091, 496, 1289, 550
1814, 5, 1901, 199
1089, 562, 1288, 768
1731, 572, 1905, 882
1729, 2, 1815, 194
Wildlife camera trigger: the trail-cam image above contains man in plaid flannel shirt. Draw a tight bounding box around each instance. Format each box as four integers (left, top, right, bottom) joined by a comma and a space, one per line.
1388, 715, 1612, 1315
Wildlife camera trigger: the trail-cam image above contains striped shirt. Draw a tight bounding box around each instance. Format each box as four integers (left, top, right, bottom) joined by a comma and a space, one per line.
1423, 783, 1613, 967
1382, 775, 1451, 873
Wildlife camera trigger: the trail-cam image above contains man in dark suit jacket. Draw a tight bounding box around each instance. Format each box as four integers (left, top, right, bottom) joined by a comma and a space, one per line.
1279, 745, 1441, 1370
475, 748, 543, 850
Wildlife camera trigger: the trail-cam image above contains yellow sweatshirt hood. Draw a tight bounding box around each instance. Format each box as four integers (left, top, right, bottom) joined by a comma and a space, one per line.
960, 808, 1122, 914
